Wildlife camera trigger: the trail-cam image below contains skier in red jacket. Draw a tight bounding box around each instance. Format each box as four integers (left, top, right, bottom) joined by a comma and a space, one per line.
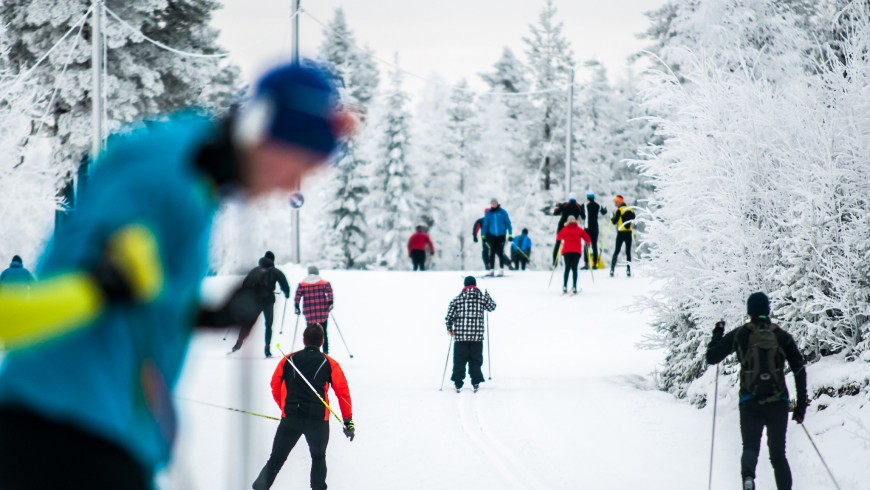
555, 216, 592, 294
407, 225, 435, 271
252, 324, 353, 490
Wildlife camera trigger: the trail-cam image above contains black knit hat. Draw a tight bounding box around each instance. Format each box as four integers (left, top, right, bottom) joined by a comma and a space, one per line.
264, 251, 275, 261
11, 255, 22, 263
464, 276, 476, 287
747, 292, 771, 318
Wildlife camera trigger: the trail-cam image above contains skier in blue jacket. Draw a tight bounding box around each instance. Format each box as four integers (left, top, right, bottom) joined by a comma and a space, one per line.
0, 61, 354, 489
510, 229, 532, 270
0, 255, 35, 290
481, 198, 512, 276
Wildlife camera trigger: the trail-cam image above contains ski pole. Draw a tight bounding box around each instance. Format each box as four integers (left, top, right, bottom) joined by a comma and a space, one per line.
708, 364, 719, 490
330, 312, 355, 359
222, 326, 232, 341
439, 336, 453, 391
175, 396, 280, 421
278, 296, 288, 335
548, 241, 564, 288
290, 314, 301, 352
274, 343, 344, 425
801, 424, 841, 490
586, 244, 596, 284
486, 310, 492, 380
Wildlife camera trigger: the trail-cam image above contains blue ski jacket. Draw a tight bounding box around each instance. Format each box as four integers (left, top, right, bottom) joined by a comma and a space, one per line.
482, 206, 512, 237
511, 235, 532, 253
0, 259, 34, 287
0, 112, 218, 476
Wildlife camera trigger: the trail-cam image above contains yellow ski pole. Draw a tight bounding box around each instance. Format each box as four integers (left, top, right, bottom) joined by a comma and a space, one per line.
548, 241, 564, 288
274, 343, 343, 424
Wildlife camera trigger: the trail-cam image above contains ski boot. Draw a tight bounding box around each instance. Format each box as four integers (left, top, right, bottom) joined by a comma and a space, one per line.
473, 384, 480, 393
562, 286, 568, 295
497, 269, 505, 277
609, 266, 615, 278
742, 476, 754, 490
572, 288, 578, 295
580, 265, 589, 270
626, 264, 632, 277
264, 347, 272, 358
454, 383, 462, 393
485, 270, 495, 277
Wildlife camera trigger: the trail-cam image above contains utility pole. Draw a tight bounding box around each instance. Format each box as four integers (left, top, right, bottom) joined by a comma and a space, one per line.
565, 66, 574, 200
290, 0, 302, 264
91, 0, 103, 164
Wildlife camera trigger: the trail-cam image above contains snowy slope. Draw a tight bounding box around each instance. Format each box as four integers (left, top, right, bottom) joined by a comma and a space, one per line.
163, 269, 865, 490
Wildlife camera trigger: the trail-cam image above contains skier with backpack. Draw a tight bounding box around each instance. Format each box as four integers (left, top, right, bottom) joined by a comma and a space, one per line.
706, 292, 808, 490
445, 276, 497, 392
230, 252, 290, 356
295, 266, 334, 354
581, 192, 607, 270
609, 195, 635, 277
555, 216, 592, 295
252, 324, 354, 490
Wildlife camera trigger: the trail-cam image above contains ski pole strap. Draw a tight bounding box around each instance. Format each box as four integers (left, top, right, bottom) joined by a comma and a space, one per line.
275, 345, 344, 424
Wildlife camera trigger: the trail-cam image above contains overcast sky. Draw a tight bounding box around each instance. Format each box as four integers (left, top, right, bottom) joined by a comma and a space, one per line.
212, 0, 666, 94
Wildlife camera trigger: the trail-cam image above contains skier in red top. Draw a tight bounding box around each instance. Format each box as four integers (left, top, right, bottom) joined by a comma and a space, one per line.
555, 216, 592, 294
407, 225, 435, 271
295, 265, 335, 353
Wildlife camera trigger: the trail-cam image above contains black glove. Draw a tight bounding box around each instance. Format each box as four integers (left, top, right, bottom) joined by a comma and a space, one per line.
713, 321, 725, 336
792, 399, 808, 424
343, 418, 355, 441
295, 308, 301, 315
329, 303, 334, 311
91, 252, 135, 301
473, 236, 479, 243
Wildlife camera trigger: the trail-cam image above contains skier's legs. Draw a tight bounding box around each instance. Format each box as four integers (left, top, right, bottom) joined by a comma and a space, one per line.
520, 256, 528, 270
624, 232, 633, 263
451, 341, 469, 387
410, 250, 426, 271
232, 314, 259, 350
563, 253, 580, 289
739, 401, 765, 481
562, 255, 570, 288
303, 419, 330, 490
611, 234, 626, 268
468, 341, 485, 385
763, 402, 793, 490
263, 303, 274, 347
253, 417, 304, 490
494, 236, 508, 269
486, 237, 497, 270
322, 319, 329, 355
569, 254, 580, 289
588, 228, 600, 267
481, 243, 489, 269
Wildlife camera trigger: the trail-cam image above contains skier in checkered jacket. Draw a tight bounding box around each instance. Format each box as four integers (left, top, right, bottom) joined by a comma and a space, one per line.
445, 276, 497, 392
295, 265, 335, 354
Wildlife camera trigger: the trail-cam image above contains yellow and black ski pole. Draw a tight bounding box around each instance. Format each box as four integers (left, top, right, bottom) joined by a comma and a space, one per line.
274, 343, 343, 425
175, 396, 280, 421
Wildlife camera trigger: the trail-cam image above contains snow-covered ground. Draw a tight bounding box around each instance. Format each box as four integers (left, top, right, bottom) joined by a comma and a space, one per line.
165, 268, 868, 489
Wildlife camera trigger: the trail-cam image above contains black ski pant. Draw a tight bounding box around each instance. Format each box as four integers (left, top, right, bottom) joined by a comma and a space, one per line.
480, 242, 489, 269
0, 407, 149, 490
451, 340, 484, 387
611, 231, 632, 269
234, 302, 274, 351
563, 252, 581, 289
307, 319, 330, 355
583, 228, 600, 268
512, 250, 528, 270
739, 399, 792, 489
410, 250, 427, 271
253, 415, 330, 490
486, 235, 509, 270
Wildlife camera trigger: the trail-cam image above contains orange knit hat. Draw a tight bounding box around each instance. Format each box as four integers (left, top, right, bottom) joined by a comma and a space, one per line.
614, 195, 625, 205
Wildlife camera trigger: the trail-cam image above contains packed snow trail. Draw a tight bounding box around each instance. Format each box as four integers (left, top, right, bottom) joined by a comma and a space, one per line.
165, 270, 856, 489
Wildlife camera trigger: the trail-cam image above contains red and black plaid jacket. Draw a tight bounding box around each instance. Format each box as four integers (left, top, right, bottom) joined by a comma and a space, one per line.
295, 277, 333, 324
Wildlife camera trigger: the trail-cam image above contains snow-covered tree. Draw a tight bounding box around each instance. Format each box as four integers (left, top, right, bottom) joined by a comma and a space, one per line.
366, 57, 418, 270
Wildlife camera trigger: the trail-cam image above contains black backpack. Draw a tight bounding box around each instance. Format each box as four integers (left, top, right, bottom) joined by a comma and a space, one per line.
242, 266, 272, 301
739, 322, 786, 403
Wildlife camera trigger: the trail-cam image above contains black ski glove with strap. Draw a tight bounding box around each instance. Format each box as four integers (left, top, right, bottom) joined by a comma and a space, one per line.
343, 418, 355, 441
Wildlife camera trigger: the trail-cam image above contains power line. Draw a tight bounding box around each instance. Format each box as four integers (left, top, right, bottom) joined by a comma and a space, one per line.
103, 5, 232, 59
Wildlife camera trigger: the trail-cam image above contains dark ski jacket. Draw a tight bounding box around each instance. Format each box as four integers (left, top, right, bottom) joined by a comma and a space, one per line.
583, 200, 607, 232
258, 257, 290, 304
553, 201, 585, 232
482, 206, 512, 237
706, 320, 807, 404
271, 345, 352, 421
0, 258, 35, 289
445, 286, 496, 342
611, 203, 636, 232
511, 234, 532, 254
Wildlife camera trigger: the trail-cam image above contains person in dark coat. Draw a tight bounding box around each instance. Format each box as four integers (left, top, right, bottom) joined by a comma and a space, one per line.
481, 198, 512, 276
0, 255, 35, 291
231, 252, 290, 356
472, 209, 489, 269
551, 193, 585, 265
252, 324, 354, 490
445, 276, 497, 392
407, 226, 435, 271
581, 192, 607, 270
706, 292, 808, 490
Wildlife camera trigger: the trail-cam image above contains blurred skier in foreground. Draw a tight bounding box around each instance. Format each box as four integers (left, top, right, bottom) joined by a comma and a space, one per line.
0, 61, 353, 489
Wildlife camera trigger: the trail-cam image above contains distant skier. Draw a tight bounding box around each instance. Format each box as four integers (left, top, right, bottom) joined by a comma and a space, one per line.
510, 228, 532, 270
0, 255, 35, 291
581, 192, 607, 270
556, 216, 591, 294
551, 193, 585, 265
295, 265, 334, 354
445, 276, 497, 392
609, 195, 636, 277
481, 198, 512, 276
231, 251, 290, 357
0, 61, 353, 489
472, 208, 489, 269
407, 225, 435, 271
253, 324, 354, 490
706, 292, 808, 490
